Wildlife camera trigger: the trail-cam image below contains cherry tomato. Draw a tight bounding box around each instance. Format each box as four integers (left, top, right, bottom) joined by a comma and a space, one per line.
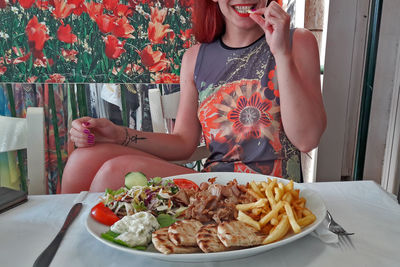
90, 202, 120, 226
173, 178, 199, 190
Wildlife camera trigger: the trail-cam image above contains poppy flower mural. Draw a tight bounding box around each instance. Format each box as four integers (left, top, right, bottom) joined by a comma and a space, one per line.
0, 0, 195, 83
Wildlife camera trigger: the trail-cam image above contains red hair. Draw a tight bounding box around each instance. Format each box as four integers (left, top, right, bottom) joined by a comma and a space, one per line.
192, 0, 282, 43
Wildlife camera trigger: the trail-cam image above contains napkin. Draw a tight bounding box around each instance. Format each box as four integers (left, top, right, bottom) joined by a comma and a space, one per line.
311, 219, 338, 243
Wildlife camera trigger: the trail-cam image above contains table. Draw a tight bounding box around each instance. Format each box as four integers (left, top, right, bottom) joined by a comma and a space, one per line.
1, 181, 399, 267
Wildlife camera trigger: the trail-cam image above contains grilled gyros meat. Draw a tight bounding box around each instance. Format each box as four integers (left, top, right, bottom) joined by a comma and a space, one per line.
168, 219, 203, 247
152, 227, 201, 254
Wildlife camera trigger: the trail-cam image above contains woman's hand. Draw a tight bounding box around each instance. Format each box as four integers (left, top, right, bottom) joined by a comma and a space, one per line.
250, 1, 291, 58
69, 117, 124, 148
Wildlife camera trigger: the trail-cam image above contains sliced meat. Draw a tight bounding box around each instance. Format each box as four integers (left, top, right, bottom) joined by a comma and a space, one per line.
168, 219, 203, 247
217, 220, 266, 248
152, 227, 201, 254
196, 224, 230, 253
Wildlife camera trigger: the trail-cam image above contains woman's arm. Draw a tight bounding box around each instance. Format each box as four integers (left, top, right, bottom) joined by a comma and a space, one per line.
70, 46, 202, 161
275, 29, 327, 152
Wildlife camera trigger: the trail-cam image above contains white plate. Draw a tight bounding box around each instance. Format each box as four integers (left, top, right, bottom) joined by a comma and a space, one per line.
86, 172, 326, 262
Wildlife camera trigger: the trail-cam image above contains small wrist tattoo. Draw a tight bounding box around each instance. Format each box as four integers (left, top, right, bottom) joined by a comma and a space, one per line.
121, 127, 147, 146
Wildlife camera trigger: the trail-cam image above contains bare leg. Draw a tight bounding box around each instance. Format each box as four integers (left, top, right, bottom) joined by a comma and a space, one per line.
89, 154, 197, 192
61, 143, 162, 193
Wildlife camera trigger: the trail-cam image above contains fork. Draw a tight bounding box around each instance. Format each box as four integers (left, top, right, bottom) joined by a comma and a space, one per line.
326, 211, 354, 236
326, 211, 355, 249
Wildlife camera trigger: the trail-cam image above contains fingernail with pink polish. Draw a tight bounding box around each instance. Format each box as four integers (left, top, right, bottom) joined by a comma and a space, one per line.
84, 129, 90, 134
82, 122, 90, 127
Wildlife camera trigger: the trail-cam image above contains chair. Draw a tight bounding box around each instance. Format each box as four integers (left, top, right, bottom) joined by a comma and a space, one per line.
148, 88, 316, 182
148, 88, 210, 166
0, 107, 46, 194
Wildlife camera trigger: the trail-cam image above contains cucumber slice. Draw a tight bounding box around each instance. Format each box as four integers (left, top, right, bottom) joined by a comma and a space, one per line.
125, 172, 148, 188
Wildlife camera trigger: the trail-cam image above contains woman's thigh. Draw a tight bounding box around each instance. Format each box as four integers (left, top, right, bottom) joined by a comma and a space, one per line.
61, 143, 162, 193
89, 154, 197, 192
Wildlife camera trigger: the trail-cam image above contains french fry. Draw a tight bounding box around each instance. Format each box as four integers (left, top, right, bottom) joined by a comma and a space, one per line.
265, 186, 276, 208
282, 191, 293, 204
247, 188, 263, 200
285, 180, 294, 191
259, 201, 284, 227
236, 198, 268, 211
262, 215, 290, 244
270, 217, 279, 225
250, 181, 265, 198
274, 187, 284, 202
237, 210, 261, 231
297, 213, 316, 227
284, 202, 301, 233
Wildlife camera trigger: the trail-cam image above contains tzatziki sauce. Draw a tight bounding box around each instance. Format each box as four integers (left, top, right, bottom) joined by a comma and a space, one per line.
110, 211, 160, 247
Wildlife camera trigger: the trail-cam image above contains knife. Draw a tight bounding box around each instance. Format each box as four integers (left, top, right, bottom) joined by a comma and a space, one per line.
33, 203, 82, 267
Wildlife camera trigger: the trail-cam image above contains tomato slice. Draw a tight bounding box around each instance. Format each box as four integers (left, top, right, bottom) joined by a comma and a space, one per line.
90, 202, 120, 226
173, 178, 199, 190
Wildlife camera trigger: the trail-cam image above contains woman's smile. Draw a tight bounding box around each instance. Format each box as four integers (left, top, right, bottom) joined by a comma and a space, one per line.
231, 3, 257, 17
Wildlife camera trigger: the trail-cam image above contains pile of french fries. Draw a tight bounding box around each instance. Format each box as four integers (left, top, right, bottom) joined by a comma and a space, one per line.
236, 179, 316, 245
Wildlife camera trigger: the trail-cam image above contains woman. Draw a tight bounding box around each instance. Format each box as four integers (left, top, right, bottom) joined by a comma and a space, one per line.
61, 0, 326, 193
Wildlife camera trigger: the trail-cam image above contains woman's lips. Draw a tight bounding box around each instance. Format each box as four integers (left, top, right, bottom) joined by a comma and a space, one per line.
232, 4, 256, 17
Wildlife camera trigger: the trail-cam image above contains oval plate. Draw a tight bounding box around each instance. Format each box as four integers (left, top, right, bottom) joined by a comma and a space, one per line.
86, 172, 326, 262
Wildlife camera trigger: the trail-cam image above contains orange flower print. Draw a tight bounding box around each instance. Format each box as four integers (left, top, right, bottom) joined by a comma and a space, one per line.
85, 1, 104, 21
137, 45, 169, 72
179, 29, 192, 48
234, 163, 257, 174
104, 35, 126, 59
112, 63, 144, 76
18, 0, 35, 9
57, 24, 77, 43
96, 14, 116, 34
45, 73, 66, 83
52, 0, 76, 20
148, 21, 172, 44
25, 16, 50, 51
113, 16, 134, 38
227, 92, 272, 139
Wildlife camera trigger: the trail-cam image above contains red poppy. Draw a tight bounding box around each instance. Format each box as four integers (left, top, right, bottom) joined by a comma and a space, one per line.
160, 0, 174, 8
137, 45, 169, 72
68, 0, 86, 15
104, 35, 126, 59
148, 21, 172, 44
45, 73, 66, 83
35, 0, 49, 10
13, 50, 31, 64
153, 73, 180, 83
57, 24, 77, 43
112, 63, 144, 76
52, 0, 75, 20
18, 0, 35, 9
113, 16, 134, 38
179, 28, 192, 48
103, 0, 118, 11
96, 14, 116, 33
61, 48, 78, 63
85, 1, 104, 21
25, 16, 50, 51
150, 6, 167, 23
0, 65, 6, 75
114, 4, 133, 17
0, 0, 7, 8
178, 0, 192, 8
27, 76, 38, 83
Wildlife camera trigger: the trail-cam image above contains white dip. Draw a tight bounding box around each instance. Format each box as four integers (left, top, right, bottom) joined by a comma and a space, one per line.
110, 211, 160, 247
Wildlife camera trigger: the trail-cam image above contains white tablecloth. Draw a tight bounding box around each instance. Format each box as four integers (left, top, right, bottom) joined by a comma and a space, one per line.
1, 181, 399, 267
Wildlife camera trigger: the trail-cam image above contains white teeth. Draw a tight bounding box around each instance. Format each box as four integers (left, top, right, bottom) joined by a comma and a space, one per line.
234, 6, 253, 14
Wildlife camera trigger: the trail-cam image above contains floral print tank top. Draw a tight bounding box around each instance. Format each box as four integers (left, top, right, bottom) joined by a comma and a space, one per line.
194, 31, 301, 182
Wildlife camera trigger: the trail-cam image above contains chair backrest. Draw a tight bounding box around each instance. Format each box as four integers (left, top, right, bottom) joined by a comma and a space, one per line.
148, 88, 210, 164
0, 107, 46, 194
